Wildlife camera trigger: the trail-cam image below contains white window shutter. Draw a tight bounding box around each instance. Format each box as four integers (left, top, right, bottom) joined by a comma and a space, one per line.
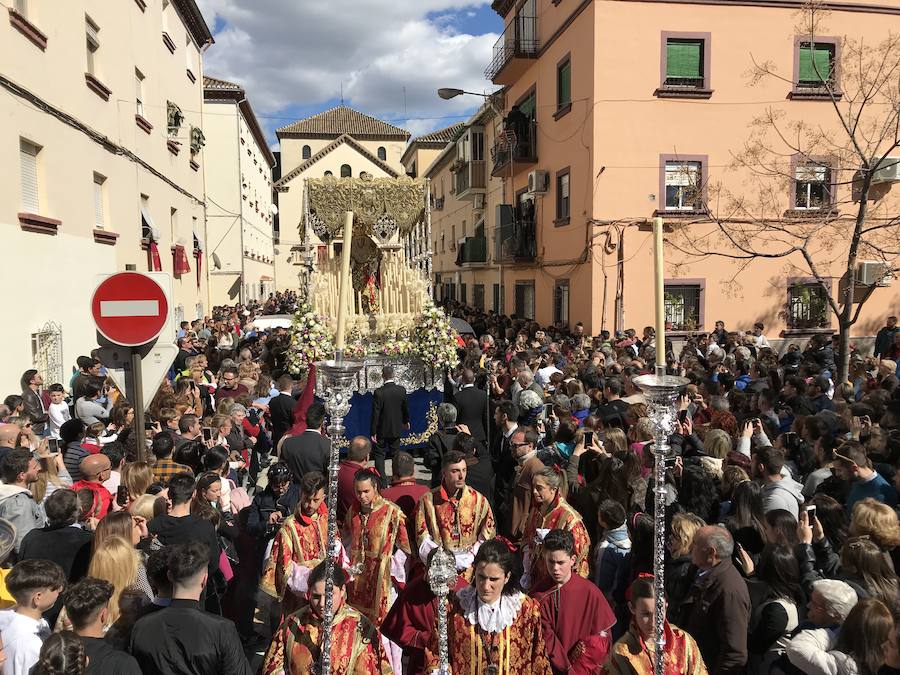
20, 140, 39, 213
93, 177, 104, 227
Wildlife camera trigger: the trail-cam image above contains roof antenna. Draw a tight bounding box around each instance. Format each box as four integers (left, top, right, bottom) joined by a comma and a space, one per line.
403, 86, 407, 116
340, 82, 344, 106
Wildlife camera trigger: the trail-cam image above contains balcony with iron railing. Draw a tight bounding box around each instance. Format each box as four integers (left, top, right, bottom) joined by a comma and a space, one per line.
454, 159, 487, 199
458, 235, 488, 266
491, 121, 537, 177
494, 215, 536, 264
485, 15, 539, 84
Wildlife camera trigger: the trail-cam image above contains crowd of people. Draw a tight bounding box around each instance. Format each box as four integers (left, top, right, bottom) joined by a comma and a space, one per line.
0, 295, 899, 675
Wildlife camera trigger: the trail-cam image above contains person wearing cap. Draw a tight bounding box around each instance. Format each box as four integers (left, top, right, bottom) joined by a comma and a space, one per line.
71, 455, 113, 520
0, 448, 44, 552
834, 441, 898, 514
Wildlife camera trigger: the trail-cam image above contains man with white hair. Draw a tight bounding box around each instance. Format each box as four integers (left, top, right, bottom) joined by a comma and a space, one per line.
783, 580, 859, 674
677, 525, 750, 675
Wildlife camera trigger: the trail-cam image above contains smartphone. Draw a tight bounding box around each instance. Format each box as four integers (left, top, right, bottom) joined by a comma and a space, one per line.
664, 455, 678, 468
543, 403, 553, 418
677, 410, 688, 424
806, 505, 817, 519
47, 438, 60, 453
583, 431, 594, 447
116, 485, 129, 507
144, 420, 156, 430
202, 427, 213, 442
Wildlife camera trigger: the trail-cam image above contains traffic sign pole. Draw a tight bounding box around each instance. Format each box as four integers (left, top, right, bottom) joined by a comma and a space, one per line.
130, 350, 147, 462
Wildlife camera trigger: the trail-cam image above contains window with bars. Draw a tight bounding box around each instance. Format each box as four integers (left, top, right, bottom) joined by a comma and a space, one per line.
515, 281, 535, 320
554, 280, 570, 327
302, 145, 311, 160
377, 147, 387, 161
557, 58, 571, 110
493, 283, 503, 313
93, 173, 106, 228
788, 282, 829, 329
794, 163, 831, 209
665, 160, 702, 211
474, 284, 485, 310
664, 284, 702, 331
85, 16, 100, 76
665, 38, 704, 88
798, 42, 834, 87
140, 194, 153, 240
19, 138, 40, 214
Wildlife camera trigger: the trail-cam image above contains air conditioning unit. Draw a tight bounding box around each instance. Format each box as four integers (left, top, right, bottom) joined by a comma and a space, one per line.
856, 261, 893, 286
873, 157, 900, 184
474, 193, 486, 210
528, 170, 549, 194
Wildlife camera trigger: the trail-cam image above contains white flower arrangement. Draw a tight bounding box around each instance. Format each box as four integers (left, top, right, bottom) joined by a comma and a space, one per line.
286, 304, 334, 373
415, 303, 459, 369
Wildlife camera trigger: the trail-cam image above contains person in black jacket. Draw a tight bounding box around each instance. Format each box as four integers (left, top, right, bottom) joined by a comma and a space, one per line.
454, 432, 494, 506
148, 474, 220, 578
424, 403, 460, 487
130, 541, 253, 675
280, 404, 330, 484
452, 368, 489, 446
20, 369, 49, 436
268, 375, 297, 449
65, 577, 141, 675
370, 366, 409, 485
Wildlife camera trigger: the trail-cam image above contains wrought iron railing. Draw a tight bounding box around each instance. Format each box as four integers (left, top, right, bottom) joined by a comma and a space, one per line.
485, 15, 539, 80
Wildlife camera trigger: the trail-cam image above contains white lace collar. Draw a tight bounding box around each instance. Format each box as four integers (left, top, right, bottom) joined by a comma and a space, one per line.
457, 585, 524, 633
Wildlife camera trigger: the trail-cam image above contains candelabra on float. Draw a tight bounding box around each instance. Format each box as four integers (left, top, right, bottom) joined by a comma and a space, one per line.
427, 548, 456, 675
315, 356, 363, 675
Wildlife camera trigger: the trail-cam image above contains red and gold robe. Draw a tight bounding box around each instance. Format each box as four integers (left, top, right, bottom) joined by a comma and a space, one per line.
602, 620, 708, 675
260, 504, 329, 613
263, 602, 393, 675
428, 587, 552, 675
522, 496, 590, 591
414, 485, 495, 570
344, 495, 411, 626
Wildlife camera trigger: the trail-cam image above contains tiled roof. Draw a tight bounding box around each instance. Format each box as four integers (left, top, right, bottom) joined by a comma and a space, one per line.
277, 106, 410, 140
414, 122, 466, 145
274, 134, 399, 188
202, 75, 242, 91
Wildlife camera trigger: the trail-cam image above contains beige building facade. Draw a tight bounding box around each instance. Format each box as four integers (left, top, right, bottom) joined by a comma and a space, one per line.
442, 0, 900, 340
202, 76, 276, 304
273, 107, 410, 292
0, 0, 213, 392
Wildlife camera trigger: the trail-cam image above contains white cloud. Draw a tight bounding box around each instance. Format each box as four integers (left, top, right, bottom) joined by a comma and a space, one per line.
196, 0, 499, 137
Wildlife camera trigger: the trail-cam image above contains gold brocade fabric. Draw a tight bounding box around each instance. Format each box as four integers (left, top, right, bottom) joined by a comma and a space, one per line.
414, 485, 496, 556
263, 604, 393, 675
427, 594, 552, 675
305, 176, 427, 241
344, 496, 412, 626
523, 498, 591, 590
602, 623, 709, 675
259, 513, 329, 611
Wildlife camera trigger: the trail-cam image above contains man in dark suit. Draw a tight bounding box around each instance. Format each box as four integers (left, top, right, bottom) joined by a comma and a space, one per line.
453, 368, 489, 447
269, 374, 297, 449
280, 403, 330, 483
370, 365, 409, 486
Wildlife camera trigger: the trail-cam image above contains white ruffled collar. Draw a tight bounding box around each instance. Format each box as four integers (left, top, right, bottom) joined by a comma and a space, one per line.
457, 585, 524, 633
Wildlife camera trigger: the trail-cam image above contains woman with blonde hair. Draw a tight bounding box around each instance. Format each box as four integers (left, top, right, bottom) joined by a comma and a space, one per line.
703, 429, 733, 459
667, 512, 706, 608
522, 465, 590, 591
120, 462, 153, 503
129, 493, 165, 522
31, 441, 73, 504
93, 511, 153, 602
87, 536, 147, 625
849, 498, 900, 567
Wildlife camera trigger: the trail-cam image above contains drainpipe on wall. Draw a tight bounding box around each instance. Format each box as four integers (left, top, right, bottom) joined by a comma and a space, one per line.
236, 98, 246, 304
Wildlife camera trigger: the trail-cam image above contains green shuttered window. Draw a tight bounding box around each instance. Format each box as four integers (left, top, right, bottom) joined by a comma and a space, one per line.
799, 42, 834, 85
557, 59, 571, 108
665, 39, 703, 86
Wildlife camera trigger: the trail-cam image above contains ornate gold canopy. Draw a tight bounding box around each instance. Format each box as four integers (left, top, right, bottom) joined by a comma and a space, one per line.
305, 175, 427, 242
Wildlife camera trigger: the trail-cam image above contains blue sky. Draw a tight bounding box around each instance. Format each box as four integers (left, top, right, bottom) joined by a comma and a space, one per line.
198, 1, 503, 146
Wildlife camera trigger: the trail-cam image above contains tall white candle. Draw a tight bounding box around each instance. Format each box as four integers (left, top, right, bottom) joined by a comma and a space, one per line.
653, 216, 665, 373
335, 211, 354, 353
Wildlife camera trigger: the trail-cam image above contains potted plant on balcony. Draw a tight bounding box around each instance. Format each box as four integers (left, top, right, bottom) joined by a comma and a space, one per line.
449, 158, 465, 174
190, 126, 205, 155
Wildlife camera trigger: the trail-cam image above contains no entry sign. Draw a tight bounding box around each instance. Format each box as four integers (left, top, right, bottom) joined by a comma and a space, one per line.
91, 272, 169, 346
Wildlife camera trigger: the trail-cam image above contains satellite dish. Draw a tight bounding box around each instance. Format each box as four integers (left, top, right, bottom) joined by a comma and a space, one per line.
212, 252, 222, 269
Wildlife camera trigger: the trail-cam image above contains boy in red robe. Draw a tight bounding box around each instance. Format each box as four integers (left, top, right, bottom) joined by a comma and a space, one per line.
532, 529, 616, 675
